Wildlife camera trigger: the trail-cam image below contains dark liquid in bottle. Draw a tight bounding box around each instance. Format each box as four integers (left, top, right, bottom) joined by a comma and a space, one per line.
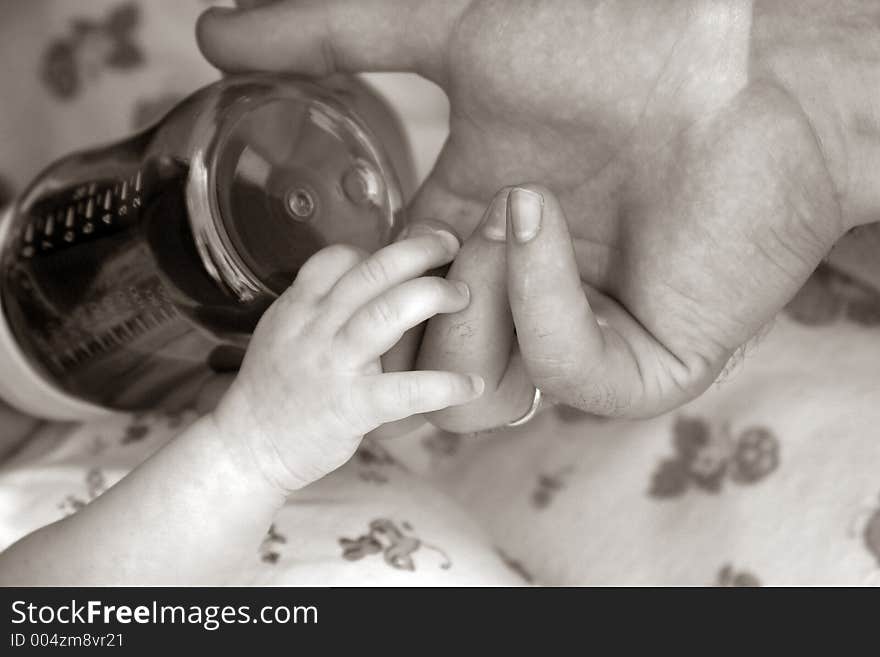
0, 160, 272, 410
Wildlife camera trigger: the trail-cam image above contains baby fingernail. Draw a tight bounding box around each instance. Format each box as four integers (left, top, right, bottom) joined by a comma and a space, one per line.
468, 374, 485, 396
480, 191, 509, 241
508, 188, 544, 243
434, 229, 461, 254
452, 280, 470, 301
403, 224, 459, 253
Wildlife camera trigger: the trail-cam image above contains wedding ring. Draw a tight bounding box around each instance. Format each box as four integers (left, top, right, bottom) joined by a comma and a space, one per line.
506, 387, 543, 427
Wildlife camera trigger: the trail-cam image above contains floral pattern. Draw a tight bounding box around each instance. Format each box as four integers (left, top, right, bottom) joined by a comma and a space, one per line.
41, 2, 145, 100
122, 422, 150, 444
354, 439, 400, 484
495, 548, 535, 584
863, 495, 880, 568
259, 524, 287, 565
531, 466, 574, 510
42, 2, 144, 100
421, 431, 463, 459
649, 417, 780, 498
785, 263, 880, 328
339, 519, 451, 572
57, 467, 107, 516
716, 564, 761, 587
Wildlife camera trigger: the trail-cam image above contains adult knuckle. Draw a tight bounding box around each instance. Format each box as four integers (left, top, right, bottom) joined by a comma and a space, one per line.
527, 351, 580, 384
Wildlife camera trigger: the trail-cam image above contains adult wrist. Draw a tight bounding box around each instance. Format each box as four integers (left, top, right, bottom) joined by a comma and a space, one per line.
750, 0, 880, 230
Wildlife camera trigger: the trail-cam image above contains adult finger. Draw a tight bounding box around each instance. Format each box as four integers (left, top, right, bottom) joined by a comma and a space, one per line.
418, 190, 538, 432
505, 184, 683, 417
197, 0, 466, 83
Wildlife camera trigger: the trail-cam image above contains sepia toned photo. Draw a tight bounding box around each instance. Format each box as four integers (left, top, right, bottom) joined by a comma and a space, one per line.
0, 0, 878, 596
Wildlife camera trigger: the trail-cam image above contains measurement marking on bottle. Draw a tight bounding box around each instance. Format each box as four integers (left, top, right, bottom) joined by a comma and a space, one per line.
49, 287, 181, 372
56, 354, 74, 370
85, 197, 95, 219
81, 341, 97, 359
103, 190, 112, 211
65, 207, 75, 228
44, 214, 55, 237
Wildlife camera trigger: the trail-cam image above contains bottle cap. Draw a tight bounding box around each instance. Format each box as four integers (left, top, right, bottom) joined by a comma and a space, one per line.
211, 78, 404, 296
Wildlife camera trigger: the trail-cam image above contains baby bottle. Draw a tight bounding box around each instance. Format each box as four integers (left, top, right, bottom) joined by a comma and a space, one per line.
0, 73, 411, 420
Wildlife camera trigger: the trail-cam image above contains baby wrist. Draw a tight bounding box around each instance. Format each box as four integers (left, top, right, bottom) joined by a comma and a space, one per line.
201, 410, 293, 504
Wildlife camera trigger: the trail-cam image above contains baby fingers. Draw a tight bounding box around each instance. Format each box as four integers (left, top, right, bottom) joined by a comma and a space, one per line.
322, 229, 460, 324
336, 277, 470, 367
350, 371, 485, 431
292, 244, 369, 300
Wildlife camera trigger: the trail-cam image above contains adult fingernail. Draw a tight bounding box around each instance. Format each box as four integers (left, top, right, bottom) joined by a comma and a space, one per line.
468, 374, 485, 396
508, 188, 544, 243
451, 280, 470, 301
480, 191, 509, 241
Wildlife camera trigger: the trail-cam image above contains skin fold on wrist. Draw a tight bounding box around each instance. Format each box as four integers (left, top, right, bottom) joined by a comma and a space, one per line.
202, 410, 291, 505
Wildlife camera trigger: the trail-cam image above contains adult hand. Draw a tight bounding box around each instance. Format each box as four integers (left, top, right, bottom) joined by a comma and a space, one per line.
198, 1, 877, 425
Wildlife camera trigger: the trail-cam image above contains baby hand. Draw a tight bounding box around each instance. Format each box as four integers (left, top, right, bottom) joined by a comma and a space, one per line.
210, 228, 482, 492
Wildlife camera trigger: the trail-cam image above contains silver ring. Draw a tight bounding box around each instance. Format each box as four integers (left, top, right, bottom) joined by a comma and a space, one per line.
506, 387, 542, 427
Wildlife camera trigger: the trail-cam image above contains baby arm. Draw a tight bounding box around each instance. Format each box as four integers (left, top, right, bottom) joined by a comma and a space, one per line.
0, 228, 480, 585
